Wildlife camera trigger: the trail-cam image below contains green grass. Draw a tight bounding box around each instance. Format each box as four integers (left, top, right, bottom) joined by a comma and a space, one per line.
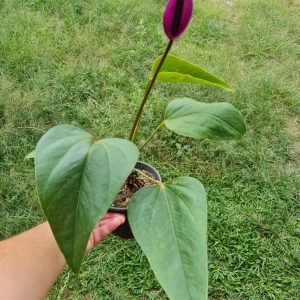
0, 0, 299, 299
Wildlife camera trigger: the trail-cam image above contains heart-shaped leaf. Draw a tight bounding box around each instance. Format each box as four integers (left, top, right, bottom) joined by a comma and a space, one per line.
151, 54, 232, 91
128, 177, 207, 300
35, 124, 139, 273
164, 98, 246, 139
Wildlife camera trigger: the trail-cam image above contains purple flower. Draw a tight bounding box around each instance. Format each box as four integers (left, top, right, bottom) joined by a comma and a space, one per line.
163, 0, 194, 41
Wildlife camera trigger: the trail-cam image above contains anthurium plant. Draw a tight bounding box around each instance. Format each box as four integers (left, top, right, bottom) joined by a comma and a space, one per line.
29, 0, 246, 299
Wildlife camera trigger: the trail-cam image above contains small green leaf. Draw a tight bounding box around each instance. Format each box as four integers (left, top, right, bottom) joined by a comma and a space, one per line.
151, 54, 232, 91
164, 98, 246, 139
25, 150, 35, 159
35, 124, 139, 273
128, 177, 207, 300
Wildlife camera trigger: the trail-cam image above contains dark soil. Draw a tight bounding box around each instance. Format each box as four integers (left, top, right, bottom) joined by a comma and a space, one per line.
112, 170, 156, 208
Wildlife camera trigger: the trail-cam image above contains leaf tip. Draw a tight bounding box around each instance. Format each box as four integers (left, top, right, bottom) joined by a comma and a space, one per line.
25, 150, 35, 160
221, 82, 234, 92
226, 86, 235, 92
68, 258, 83, 275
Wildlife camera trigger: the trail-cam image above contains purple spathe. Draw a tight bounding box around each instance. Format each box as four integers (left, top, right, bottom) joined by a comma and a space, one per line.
163, 0, 194, 41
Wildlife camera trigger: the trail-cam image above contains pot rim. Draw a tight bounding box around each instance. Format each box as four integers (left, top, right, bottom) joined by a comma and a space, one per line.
109, 161, 162, 212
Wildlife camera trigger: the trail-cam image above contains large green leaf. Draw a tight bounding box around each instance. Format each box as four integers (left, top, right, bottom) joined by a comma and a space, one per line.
151, 54, 232, 91
35, 124, 139, 273
164, 98, 246, 139
128, 177, 207, 300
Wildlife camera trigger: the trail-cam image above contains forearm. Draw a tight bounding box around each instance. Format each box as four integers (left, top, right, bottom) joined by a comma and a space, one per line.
0, 213, 125, 299
0, 222, 65, 300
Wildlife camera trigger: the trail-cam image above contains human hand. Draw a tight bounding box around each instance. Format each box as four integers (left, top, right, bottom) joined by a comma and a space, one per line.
87, 213, 125, 250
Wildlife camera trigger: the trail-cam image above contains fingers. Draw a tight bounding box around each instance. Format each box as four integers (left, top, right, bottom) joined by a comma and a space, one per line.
100, 212, 123, 221
94, 213, 125, 228
97, 216, 125, 239
87, 214, 126, 250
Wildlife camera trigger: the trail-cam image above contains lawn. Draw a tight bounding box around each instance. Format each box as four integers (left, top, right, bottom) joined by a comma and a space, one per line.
0, 0, 299, 299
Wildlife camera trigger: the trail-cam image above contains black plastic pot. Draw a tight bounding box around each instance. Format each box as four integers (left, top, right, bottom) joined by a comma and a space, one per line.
108, 161, 162, 239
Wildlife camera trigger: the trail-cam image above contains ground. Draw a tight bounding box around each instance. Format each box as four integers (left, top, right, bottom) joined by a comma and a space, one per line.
0, 0, 299, 299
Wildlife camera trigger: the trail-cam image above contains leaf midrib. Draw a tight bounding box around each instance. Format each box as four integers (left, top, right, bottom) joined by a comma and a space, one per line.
162, 187, 191, 298
152, 54, 229, 88
166, 107, 242, 137
73, 140, 94, 268
158, 71, 226, 87
166, 187, 197, 225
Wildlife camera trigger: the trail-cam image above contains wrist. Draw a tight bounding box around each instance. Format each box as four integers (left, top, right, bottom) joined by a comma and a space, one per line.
38, 222, 66, 267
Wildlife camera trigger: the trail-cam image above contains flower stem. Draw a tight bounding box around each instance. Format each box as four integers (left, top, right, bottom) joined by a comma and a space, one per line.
129, 40, 173, 142
139, 121, 164, 151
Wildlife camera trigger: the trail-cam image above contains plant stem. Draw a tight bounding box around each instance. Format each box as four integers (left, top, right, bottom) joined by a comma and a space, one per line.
129, 40, 173, 142
133, 168, 163, 187
139, 121, 164, 151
